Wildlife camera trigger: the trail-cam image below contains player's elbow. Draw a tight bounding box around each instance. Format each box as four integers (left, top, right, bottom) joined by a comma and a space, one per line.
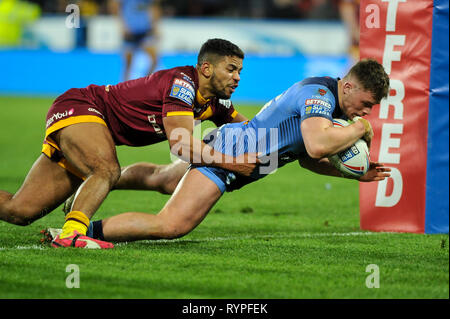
305, 143, 328, 159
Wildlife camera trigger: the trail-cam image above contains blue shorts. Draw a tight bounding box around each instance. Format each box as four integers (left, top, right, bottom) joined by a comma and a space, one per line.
191, 126, 258, 194
192, 165, 256, 194
123, 31, 156, 51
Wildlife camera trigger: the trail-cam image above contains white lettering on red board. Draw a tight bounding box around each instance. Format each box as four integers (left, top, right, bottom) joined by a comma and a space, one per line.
375, 0, 406, 207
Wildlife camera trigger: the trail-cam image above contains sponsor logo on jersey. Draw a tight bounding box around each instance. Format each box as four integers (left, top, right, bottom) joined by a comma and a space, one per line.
173, 78, 194, 92
305, 106, 312, 114
305, 98, 331, 109
218, 99, 232, 109
304, 105, 332, 116
46, 108, 74, 128
170, 80, 195, 105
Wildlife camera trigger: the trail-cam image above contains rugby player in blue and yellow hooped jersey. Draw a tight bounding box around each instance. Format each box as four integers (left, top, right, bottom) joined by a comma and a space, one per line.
72, 59, 392, 244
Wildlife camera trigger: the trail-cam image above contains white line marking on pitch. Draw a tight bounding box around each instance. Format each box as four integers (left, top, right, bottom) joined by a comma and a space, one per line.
118, 231, 383, 246
0, 232, 384, 251
0, 244, 46, 251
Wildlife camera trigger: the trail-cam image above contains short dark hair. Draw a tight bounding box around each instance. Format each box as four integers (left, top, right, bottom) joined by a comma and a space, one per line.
345, 58, 390, 103
197, 38, 244, 66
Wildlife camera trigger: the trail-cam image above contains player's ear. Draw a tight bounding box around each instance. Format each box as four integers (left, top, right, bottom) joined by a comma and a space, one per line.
343, 81, 353, 94
200, 62, 213, 78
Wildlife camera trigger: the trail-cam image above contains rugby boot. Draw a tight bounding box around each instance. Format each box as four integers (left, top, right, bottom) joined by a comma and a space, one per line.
40, 228, 62, 243
51, 231, 114, 249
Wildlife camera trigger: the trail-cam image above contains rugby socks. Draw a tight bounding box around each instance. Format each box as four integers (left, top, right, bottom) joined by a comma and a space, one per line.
91, 220, 105, 241
84, 220, 105, 240
86, 222, 94, 238
60, 211, 90, 239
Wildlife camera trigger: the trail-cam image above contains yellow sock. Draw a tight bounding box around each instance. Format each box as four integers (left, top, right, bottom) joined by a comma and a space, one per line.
60, 211, 90, 239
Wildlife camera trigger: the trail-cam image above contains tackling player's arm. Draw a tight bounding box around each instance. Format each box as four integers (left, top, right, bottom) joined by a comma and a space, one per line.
300, 117, 366, 159
163, 115, 258, 176
298, 156, 391, 182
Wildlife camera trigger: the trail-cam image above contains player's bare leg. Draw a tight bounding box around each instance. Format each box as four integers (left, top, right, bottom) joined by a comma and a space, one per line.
62, 160, 188, 214
143, 45, 159, 75
123, 50, 133, 81
53, 122, 121, 220
100, 168, 222, 242
115, 160, 188, 194
41, 122, 120, 248
0, 154, 82, 226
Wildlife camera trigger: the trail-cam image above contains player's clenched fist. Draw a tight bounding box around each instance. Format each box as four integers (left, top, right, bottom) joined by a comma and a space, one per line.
353, 116, 373, 147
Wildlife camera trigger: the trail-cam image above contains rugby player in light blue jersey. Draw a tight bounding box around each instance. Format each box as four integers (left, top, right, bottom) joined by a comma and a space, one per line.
110, 0, 162, 80
54, 59, 392, 244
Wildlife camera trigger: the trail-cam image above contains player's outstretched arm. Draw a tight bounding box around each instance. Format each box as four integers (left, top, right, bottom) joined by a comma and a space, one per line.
298, 157, 390, 182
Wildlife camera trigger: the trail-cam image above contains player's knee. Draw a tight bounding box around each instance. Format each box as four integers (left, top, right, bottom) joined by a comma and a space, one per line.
4, 206, 42, 226
160, 222, 192, 239
147, 165, 175, 195
109, 165, 121, 186
153, 164, 185, 195
93, 163, 121, 188
11, 215, 35, 226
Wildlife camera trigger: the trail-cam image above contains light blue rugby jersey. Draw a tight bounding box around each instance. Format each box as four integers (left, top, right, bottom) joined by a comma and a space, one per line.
211, 77, 347, 179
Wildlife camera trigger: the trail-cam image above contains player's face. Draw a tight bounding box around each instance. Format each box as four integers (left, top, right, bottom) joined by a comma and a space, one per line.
210, 55, 243, 99
341, 83, 376, 119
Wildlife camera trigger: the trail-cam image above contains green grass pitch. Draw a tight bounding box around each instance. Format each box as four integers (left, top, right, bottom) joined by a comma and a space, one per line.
0, 95, 448, 299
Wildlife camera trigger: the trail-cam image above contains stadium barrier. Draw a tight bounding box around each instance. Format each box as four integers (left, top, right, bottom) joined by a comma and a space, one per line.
0, 49, 350, 103
1, 18, 352, 103
24, 17, 349, 55
359, 0, 449, 234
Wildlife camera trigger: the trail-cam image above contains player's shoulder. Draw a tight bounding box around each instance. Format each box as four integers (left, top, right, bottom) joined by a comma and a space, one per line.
161, 66, 196, 91
166, 65, 196, 81
162, 66, 197, 106
299, 76, 337, 93
296, 77, 338, 103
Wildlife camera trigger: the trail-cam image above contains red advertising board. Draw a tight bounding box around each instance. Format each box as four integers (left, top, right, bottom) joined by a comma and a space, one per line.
359, 0, 434, 232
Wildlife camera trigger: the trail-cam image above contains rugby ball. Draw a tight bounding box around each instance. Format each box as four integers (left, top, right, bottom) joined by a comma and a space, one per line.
328, 118, 370, 178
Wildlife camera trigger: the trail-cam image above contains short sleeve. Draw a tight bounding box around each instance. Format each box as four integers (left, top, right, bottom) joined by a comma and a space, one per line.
297, 85, 336, 122
162, 75, 196, 118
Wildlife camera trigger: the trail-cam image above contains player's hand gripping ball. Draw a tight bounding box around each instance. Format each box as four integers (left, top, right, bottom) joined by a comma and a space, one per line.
352, 116, 373, 147
328, 118, 370, 178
